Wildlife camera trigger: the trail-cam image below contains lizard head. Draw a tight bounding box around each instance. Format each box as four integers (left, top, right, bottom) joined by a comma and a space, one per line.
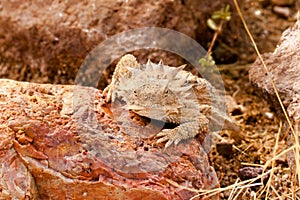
121, 81, 183, 120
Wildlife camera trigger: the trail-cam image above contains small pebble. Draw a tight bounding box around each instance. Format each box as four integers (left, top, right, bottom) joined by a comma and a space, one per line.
265, 111, 274, 119
238, 167, 269, 184
216, 142, 233, 158
254, 9, 262, 16
272, 6, 291, 18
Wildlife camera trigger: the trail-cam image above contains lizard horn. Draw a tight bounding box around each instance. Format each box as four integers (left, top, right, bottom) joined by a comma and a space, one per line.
177, 64, 186, 71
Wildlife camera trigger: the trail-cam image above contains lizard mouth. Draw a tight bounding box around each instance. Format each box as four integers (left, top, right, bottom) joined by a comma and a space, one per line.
122, 104, 176, 112
122, 104, 159, 118
122, 104, 146, 111
122, 104, 180, 121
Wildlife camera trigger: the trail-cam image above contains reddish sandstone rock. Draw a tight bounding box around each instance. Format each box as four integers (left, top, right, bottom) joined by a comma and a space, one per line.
0, 79, 219, 200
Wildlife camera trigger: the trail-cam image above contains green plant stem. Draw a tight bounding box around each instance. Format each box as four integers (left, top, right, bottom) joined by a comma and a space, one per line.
207, 20, 224, 56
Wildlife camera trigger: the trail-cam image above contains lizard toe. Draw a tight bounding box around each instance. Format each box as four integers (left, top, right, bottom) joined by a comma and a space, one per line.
164, 140, 174, 149
156, 129, 171, 138
156, 136, 169, 144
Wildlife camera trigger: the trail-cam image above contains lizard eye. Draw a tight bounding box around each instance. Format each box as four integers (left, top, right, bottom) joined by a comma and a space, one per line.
164, 89, 169, 97
133, 90, 137, 96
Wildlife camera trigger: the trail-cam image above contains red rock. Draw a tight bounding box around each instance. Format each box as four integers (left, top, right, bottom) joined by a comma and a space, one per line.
0, 79, 219, 199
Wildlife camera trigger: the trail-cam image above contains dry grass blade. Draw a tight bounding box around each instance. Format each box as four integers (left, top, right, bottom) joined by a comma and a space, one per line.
257, 121, 282, 199
228, 179, 239, 199
182, 169, 274, 199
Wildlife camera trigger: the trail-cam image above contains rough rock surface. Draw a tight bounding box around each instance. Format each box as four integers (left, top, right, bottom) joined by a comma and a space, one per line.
0, 0, 198, 86
249, 17, 300, 169
249, 18, 300, 123
0, 79, 219, 199
0, 0, 275, 86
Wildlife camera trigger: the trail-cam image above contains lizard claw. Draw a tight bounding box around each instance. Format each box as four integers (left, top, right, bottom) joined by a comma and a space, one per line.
103, 85, 111, 102
156, 129, 181, 149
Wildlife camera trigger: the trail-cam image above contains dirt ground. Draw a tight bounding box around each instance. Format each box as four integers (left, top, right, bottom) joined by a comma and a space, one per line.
210, 64, 292, 199
207, 1, 298, 199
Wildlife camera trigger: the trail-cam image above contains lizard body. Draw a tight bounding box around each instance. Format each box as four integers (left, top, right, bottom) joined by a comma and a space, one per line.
104, 54, 236, 148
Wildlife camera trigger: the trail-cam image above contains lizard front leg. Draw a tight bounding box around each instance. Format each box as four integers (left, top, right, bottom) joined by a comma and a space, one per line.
103, 54, 139, 102
156, 114, 209, 149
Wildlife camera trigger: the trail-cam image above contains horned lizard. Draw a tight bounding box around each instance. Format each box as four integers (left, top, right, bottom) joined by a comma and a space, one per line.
104, 54, 236, 148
